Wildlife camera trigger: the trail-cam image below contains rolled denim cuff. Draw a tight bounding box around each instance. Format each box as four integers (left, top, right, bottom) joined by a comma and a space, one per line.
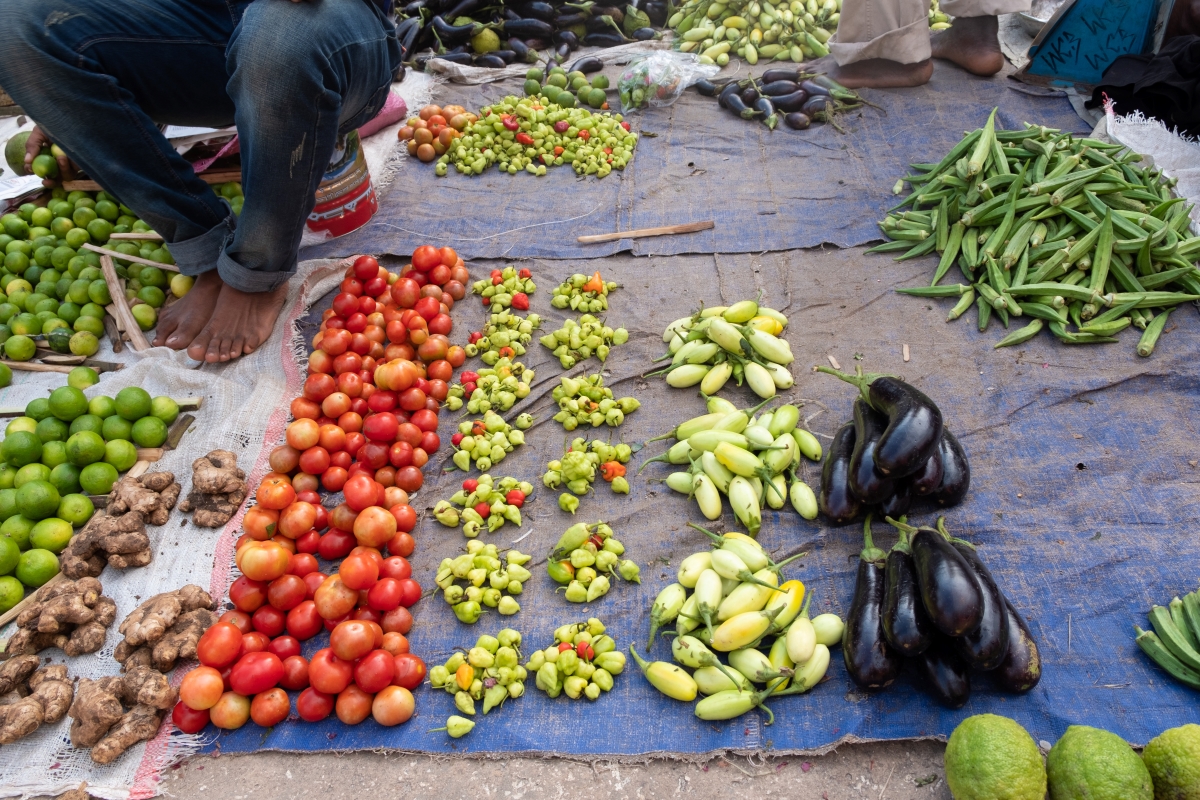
216, 250, 293, 293
167, 213, 236, 277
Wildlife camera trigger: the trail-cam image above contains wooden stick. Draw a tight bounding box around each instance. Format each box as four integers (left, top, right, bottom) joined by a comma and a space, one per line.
577, 220, 714, 244
0, 573, 65, 629
0, 361, 74, 374
108, 232, 163, 242
99, 255, 152, 352
136, 448, 164, 462
36, 355, 123, 372
64, 168, 241, 193
167, 413, 195, 450
82, 243, 180, 273
103, 315, 124, 354
35, 350, 85, 365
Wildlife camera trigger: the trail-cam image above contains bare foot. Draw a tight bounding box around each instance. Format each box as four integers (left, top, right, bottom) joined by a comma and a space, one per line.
154, 270, 222, 350
931, 15, 1005, 76
186, 280, 289, 363
826, 58, 933, 89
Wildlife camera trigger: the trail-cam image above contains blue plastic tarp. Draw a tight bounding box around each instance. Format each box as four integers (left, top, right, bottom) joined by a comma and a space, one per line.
206, 244, 1200, 757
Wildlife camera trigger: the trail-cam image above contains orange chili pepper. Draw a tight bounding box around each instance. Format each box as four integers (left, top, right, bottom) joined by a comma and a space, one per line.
582, 271, 604, 293
599, 461, 626, 482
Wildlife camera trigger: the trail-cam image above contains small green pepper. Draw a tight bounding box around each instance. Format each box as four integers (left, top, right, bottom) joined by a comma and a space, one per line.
618, 559, 641, 583
454, 601, 483, 624
455, 691, 476, 715
564, 580, 588, 603
498, 596, 520, 615
611, 476, 630, 494
431, 715, 475, 738
559, 493, 580, 514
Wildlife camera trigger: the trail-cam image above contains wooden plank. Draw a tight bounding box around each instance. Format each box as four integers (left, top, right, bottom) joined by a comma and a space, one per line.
577, 220, 714, 244
108, 232, 163, 242
0, 573, 65, 629
0, 361, 74, 374
64, 168, 240, 193
99, 255, 151, 352
82, 243, 180, 273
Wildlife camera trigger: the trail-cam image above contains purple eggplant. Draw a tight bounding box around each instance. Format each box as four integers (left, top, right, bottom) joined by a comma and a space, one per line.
849, 398, 895, 505
904, 521, 983, 637
911, 445, 944, 496
952, 536, 1010, 671
933, 429, 970, 506
518, 1, 556, 20
554, 29, 579, 49
800, 78, 832, 98
993, 599, 1042, 693
771, 90, 810, 113
472, 53, 507, 68
917, 635, 971, 708
631, 26, 658, 40
762, 67, 802, 83
760, 80, 801, 96
740, 86, 761, 106
431, 15, 478, 43
570, 55, 605, 74
878, 480, 912, 518
819, 422, 862, 524
844, 516, 904, 690
501, 18, 554, 38
783, 112, 811, 130
583, 31, 625, 47
882, 532, 933, 656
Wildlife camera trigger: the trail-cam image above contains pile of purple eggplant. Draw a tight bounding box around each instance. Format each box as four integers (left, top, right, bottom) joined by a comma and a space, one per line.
814, 365, 968, 523
692, 70, 871, 131
843, 515, 1041, 707
399, 0, 664, 71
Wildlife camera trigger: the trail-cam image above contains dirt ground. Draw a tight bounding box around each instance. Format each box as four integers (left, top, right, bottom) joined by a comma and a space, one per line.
159, 740, 953, 799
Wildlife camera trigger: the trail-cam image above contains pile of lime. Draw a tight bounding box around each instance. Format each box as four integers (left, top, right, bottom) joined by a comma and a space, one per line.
0, 372, 180, 610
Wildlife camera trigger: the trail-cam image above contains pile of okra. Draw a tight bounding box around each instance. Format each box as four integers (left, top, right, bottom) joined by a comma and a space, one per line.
872, 108, 1200, 356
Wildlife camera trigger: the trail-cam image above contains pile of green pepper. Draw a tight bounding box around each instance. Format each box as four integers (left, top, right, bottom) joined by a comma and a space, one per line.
429, 628, 527, 731
551, 270, 620, 312
525, 618, 627, 700
464, 309, 543, 364
471, 265, 536, 311
540, 314, 629, 368
547, 521, 640, 602
877, 109, 1200, 355
446, 360, 535, 414
435, 474, 533, 537
545, 438, 633, 503
435, 539, 532, 621
451, 411, 527, 472
551, 374, 640, 431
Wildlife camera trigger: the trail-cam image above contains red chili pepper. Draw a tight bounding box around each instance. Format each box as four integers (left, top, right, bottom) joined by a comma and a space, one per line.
491, 269, 502, 277
577, 129, 590, 141
511, 292, 529, 311
515, 132, 534, 146
482, 296, 490, 306
492, 275, 503, 285
498, 346, 514, 358
599, 461, 626, 482
603, 147, 612, 154
576, 641, 593, 661
589, 535, 605, 549
461, 371, 479, 384
462, 381, 477, 395
463, 478, 478, 492
474, 502, 491, 519
501, 115, 519, 131
621, 121, 631, 131
558, 642, 573, 652
505, 489, 525, 507
518, 268, 532, 279
471, 422, 487, 436
451, 432, 464, 446
468, 331, 483, 344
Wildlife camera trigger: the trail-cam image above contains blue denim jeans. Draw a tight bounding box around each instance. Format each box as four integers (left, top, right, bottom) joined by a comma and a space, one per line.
0, 0, 400, 292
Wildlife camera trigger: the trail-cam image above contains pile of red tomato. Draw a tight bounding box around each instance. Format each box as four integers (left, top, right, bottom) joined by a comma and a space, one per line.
172, 249, 468, 734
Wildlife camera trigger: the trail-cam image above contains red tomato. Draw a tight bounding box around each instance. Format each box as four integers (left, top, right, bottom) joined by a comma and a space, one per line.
329, 620, 376, 661
267, 636, 301, 661
304, 373, 338, 404
294, 529, 322, 555
321, 328, 352, 356
321, 391, 352, 418
278, 500, 318, 539
250, 688, 291, 727
319, 423, 347, 452
298, 446, 331, 476
339, 552, 380, 591
411, 245, 440, 273
288, 552, 319, 577
309, 648, 354, 695
286, 418, 320, 451
381, 605, 413, 635
330, 503, 359, 531
352, 607, 383, 625
180, 666, 225, 711
309, 349, 335, 374
241, 631, 271, 654
394, 466, 423, 494
336, 685, 374, 725
357, 442, 389, 470
321, 466, 349, 492
267, 574, 307, 611
229, 576, 267, 613
372, 685, 414, 727
367, 390, 398, 413
362, 412, 399, 443
333, 291, 360, 317
251, 604, 286, 639
388, 441, 413, 468
367, 577, 402, 611
197, 622, 244, 669
280, 655, 310, 691
380, 556, 411, 581
391, 653, 427, 690
354, 649, 396, 693
398, 387, 427, 412
343, 474, 379, 512
337, 371, 363, 398
219, 609, 252, 634
209, 692, 251, 730
395, 578, 422, 608
381, 631, 410, 656
428, 313, 452, 336
237, 540, 291, 582
386, 531, 415, 559
390, 277, 420, 308
296, 687, 335, 722
364, 276, 388, 297
353, 506, 398, 549
314, 574, 359, 620
419, 431, 441, 453
229, 651, 285, 696
353, 255, 380, 281
291, 397, 321, 421
256, 476, 296, 511
172, 700, 210, 733
269, 445, 300, 474
408, 409, 437, 433
302, 572, 326, 600
286, 600, 323, 640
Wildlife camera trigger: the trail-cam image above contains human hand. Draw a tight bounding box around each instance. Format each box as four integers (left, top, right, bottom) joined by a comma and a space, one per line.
24, 125, 77, 186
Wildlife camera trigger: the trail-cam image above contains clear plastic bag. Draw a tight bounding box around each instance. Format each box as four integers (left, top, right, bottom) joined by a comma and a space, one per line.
617, 51, 719, 112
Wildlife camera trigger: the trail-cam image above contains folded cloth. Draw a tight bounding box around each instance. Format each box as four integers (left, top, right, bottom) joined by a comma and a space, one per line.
1087, 36, 1200, 137
357, 90, 408, 138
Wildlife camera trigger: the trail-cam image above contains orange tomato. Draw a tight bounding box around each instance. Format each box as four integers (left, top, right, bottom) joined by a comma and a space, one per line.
256, 476, 296, 510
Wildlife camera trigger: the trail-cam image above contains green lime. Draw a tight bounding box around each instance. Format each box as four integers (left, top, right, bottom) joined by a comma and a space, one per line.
67, 278, 90, 304
72, 196, 94, 211
94, 200, 119, 222
547, 72, 568, 89
48, 385, 88, 422
50, 246, 75, 270
101, 415, 132, 441
5, 240, 32, 257
1, 515, 34, 550
16, 548, 59, 587
115, 386, 152, 421
2, 430, 42, 467
66, 366, 99, 393
137, 285, 165, 308
2, 214, 29, 239
40, 440, 68, 469
29, 517, 72, 553
86, 279, 111, 306
0, 535, 17, 575
31, 154, 59, 180
945, 715, 1046, 800
17, 203, 36, 223
587, 88, 606, 108
104, 438, 137, 472
557, 92, 576, 109
54, 303, 79, 326
65, 430, 105, 466
170, 274, 194, 298
131, 416, 167, 448
49, 463, 81, 496
88, 396, 115, 418
150, 248, 174, 265
1143, 724, 1200, 800
3, 251, 30, 273
57, 493, 94, 527
22, 291, 47, 313
73, 315, 105, 338
68, 414, 103, 436
72, 206, 97, 228
41, 317, 68, 337
34, 416, 69, 444
69, 331, 99, 356
130, 303, 156, 331
24, 398, 50, 421
1046, 725, 1151, 800
526, 67, 544, 81
524, 78, 542, 96
0, 303, 17, 324
49, 201, 71, 219
150, 396, 180, 425
139, 266, 167, 288
16, 479, 60, 520
0, 363, 10, 388
5, 417, 36, 435
14, 463, 51, 487
30, 206, 53, 229
0, 487, 14, 518
0, 576, 23, 613
49, 217, 74, 238
63, 227, 90, 249
79, 461, 118, 495
591, 74, 610, 90
3, 334, 35, 361
0, 467, 13, 491
33, 245, 54, 268
85, 218, 113, 244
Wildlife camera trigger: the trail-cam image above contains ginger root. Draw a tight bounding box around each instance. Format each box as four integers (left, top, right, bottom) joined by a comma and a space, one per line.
6, 578, 116, 658
179, 450, 246, 528
68, 667, 175, 764
107, 472, 181, 527
114, 585, 216, 673
59, 472, 178, 579
0, 664, 75, 745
